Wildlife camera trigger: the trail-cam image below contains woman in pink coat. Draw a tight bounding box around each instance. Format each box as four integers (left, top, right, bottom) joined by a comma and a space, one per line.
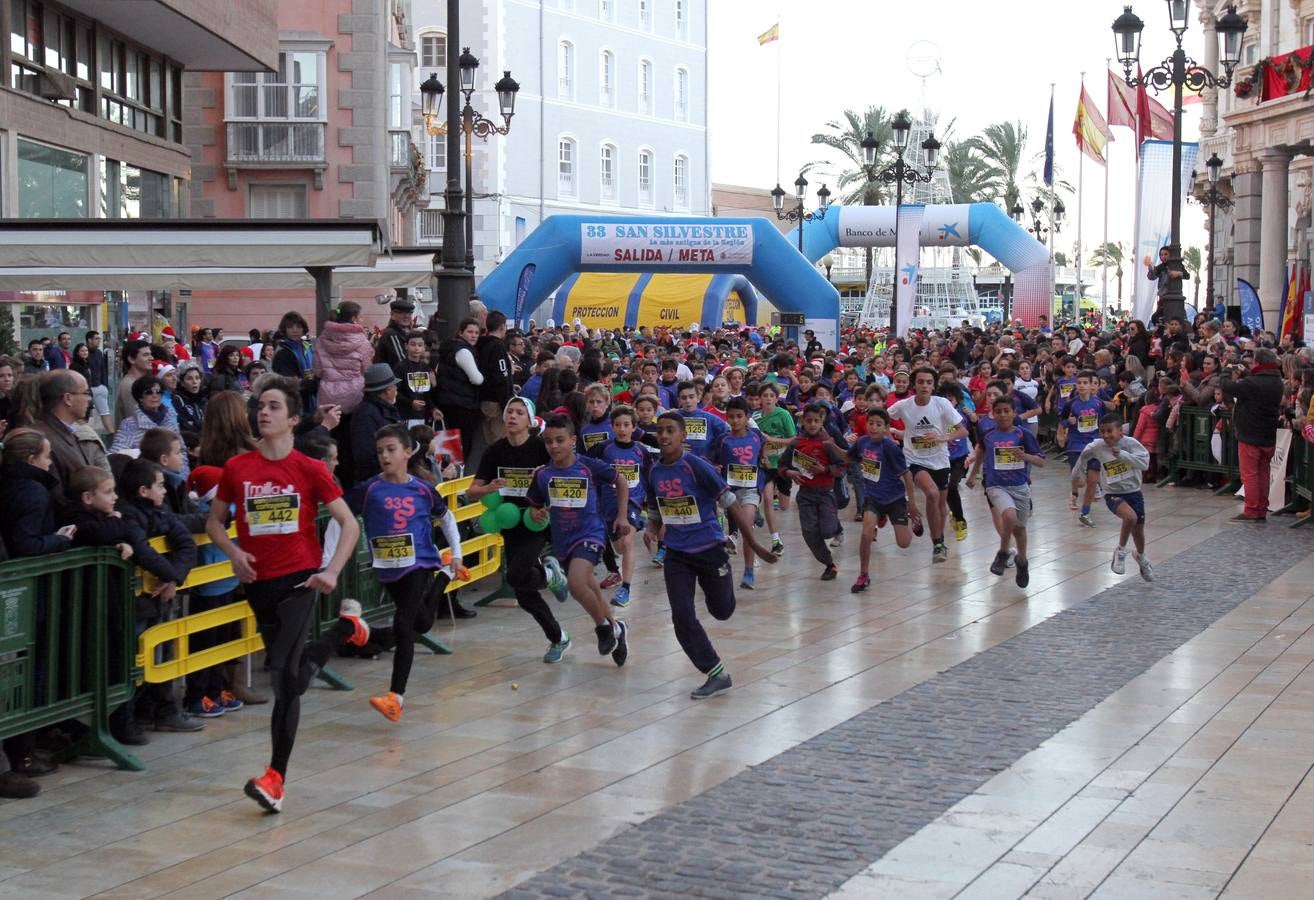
312, 301, 374, 413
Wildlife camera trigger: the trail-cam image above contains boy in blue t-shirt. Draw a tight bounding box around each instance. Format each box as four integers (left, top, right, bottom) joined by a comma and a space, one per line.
1063, 369, 1106, 525
527, 415, 632, 666
579, 384, 614, 453
968, 396, 1045, 589
643, 411, 776, 700
846, 407, 919, 593
676, 381, 728, 459
707, 397, 768, 589
589, 404, 649, 607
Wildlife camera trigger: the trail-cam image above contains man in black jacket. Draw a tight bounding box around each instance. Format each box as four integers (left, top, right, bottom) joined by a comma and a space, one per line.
476, 310, 514, 450
1220, 348, 1285, 522
375, 297, 415, 370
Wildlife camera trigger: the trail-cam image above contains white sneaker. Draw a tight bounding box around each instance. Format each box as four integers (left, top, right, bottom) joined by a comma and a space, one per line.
829, 533, 844, 549
1005, 549, 1017, 569
339, 598, 363, 619
542, 556, 569, 603
1069, 492, 1078, 511
1136, 553, 1154, 582
1111, 546, 1127, 575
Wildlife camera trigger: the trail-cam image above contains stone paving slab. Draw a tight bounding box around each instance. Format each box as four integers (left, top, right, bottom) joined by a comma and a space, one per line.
499, 526, 1313, 900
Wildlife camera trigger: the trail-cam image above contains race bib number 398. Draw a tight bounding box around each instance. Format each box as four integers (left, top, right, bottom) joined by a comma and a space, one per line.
499, 467, 534, 498
245, 494, 300, 535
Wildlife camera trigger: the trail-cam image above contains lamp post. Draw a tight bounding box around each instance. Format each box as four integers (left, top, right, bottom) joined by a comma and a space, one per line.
1190, 152, 1234, 322
1113, 1, 1247, 325
1023, 196, 1064, 250
771, 174, 831, 256
419, 27, 519, 336
860, 111, 939, 337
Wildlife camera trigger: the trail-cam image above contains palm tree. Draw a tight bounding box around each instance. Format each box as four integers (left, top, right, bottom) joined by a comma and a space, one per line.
1089, 241, 1126, 302
964, 121, 1028, 212
944, 140, 994, 204
1182, 246, 1202, 307
807, 106, 898, 285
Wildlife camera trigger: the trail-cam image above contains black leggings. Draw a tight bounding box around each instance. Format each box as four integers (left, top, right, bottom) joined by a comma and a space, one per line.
502, 524, 563, 644
384, 568, 447, 695
439, 404, 481, 461
246, 570, 349, 777
947, 456, 967, 523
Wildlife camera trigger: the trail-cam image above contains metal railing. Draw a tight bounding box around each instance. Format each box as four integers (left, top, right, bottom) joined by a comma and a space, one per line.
226, 121, 325, 163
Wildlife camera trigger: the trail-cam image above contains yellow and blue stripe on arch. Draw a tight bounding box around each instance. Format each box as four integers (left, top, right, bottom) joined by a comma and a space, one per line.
550, 273, 764, 331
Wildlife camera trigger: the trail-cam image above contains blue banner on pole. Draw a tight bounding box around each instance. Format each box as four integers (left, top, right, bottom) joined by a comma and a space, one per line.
1237, 278, 1265, 333
513, 262, 536, 327
1043, 94, 1054, 187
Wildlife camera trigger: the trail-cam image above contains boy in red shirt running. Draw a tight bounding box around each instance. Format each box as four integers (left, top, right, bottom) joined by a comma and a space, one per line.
207, 376, 363, 814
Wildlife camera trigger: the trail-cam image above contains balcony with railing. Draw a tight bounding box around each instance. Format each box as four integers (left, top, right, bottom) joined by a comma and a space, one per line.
225, 121, 326, 189
389, 130, 411, 169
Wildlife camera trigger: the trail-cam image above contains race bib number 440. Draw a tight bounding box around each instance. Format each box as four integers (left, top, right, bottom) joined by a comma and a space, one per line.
548, 477, 588, 508
245, 494, 300, 535
658, 495, 699, 525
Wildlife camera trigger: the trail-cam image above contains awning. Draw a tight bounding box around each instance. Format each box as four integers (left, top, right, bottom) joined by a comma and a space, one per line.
0, 221, 379, 270
58, 1, 278, 72
0, 251, 435, 292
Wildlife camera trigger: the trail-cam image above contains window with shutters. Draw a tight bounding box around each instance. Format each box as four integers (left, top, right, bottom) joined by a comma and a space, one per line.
675, 67, 689, 121
599, 50, 614, 107
226, 47, 327, 163
638, 59, 652, 115
558, 137, 577, 196
638, 148, 654, 207
673, 154, 689, 209
419, 32, 446, 69
600, 142, 617, 203
248, 184, 308, 218
427, 131, 447, 176
558, 40, 574, 99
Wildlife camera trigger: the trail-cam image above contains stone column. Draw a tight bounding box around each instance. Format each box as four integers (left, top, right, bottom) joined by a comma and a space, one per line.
1259, 149, 1292, 325
1232, 163, 1262, 296
1201, 13, 1218, 136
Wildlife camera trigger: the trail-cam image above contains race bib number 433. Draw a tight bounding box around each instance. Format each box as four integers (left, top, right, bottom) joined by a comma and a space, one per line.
371, 534, 416, 569
548, 477, 588, 508
245, 494, 300, 535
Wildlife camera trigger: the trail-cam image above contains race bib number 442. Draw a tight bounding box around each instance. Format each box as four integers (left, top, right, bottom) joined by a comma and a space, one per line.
245, 494, 300, 535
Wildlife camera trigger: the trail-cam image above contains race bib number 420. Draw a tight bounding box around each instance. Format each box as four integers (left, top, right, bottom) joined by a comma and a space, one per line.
658, 495, 699, 525
245, 494, 300, 535
548, 477, 588, 508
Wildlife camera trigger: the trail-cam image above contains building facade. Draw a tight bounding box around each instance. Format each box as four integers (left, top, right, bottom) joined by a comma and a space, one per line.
0, 0, 277, 344
410, 0, 711, 282
1203, 0, 1314, 325
184, 0, 425, 334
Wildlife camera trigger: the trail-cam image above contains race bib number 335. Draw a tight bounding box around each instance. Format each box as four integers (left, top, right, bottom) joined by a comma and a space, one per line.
245, 494, 300, 535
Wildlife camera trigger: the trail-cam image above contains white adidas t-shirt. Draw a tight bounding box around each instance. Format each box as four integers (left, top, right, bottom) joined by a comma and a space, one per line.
890, 395, 962, 470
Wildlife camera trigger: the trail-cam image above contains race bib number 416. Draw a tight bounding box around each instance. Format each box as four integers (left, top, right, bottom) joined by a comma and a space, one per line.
245, 494, 300, 535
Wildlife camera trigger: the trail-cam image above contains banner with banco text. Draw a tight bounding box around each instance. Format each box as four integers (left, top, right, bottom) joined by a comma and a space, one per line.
895, 204, 926, 337
1133, 139, 1198, 323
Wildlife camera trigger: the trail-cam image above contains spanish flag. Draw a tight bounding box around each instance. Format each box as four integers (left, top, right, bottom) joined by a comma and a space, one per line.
1073, 85, 1113, 166
1279, 262, 1307, 340
757, 23, 779, 45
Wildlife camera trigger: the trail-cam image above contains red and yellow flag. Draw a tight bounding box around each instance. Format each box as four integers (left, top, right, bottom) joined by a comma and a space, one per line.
757, 23, 779, 45
1073, 85, 1113, 166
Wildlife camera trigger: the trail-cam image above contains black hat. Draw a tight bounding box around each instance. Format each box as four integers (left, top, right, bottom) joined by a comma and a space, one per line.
390, 297, 415, 313
363, 363, 401, 393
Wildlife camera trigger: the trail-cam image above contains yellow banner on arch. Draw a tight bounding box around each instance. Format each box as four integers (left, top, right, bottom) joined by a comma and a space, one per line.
559, 273, 639, 329
633, 274, 711, 329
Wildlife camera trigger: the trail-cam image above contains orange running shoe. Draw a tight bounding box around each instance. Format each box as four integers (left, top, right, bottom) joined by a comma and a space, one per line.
370, 692, 403, 722
338, 598, 371, 647
244, 767, 284, 813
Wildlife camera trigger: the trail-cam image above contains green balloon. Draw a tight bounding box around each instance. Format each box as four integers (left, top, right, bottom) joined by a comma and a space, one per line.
481, 491, 504, 510
522, 506, 550, 531
478, 508, 502, 534
496, 502, 521, 529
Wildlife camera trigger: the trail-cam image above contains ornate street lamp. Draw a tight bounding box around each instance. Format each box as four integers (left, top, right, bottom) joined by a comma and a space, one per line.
772, 173, 830, 255
1113, 2, 1247, 323
1190, 152, 1235, 321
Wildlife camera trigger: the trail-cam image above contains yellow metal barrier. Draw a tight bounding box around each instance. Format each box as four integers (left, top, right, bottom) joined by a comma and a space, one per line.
140, 525, 238, 594
446, 532, 503, 592
135, 601, 264, 684
437, 475, 484, 524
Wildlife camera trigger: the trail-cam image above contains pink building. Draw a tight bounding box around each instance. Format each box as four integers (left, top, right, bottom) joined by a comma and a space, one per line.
183, 0, 426, 336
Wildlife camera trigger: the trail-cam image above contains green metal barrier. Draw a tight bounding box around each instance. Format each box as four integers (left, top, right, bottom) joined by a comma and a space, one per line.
1277, 432, 1314, 528
1156, 406, 1242, 494
0, 547, 142, 771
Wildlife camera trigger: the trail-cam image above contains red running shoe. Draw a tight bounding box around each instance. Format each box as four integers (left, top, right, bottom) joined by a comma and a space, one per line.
244, 767, 284, 813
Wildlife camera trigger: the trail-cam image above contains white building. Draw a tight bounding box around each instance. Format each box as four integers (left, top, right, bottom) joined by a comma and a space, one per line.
410, 0, 710, 283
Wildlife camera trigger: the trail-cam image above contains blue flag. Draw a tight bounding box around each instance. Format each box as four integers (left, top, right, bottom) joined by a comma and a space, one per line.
1043, 92, 1055, 187
1237, 278, 1265, 333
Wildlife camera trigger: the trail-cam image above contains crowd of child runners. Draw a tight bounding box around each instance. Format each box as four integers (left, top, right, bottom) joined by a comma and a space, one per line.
9, 303, 1302, 811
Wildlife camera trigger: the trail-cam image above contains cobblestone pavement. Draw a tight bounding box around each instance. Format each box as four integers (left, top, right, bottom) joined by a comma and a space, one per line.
500, 526, 1313, 899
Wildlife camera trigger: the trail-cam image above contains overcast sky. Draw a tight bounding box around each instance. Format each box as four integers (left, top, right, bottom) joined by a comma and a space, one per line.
707, 0, 1210, 276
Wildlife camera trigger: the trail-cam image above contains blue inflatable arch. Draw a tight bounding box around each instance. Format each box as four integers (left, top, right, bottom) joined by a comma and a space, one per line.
787, 203, 1052, 324
479, 215, 841, 346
